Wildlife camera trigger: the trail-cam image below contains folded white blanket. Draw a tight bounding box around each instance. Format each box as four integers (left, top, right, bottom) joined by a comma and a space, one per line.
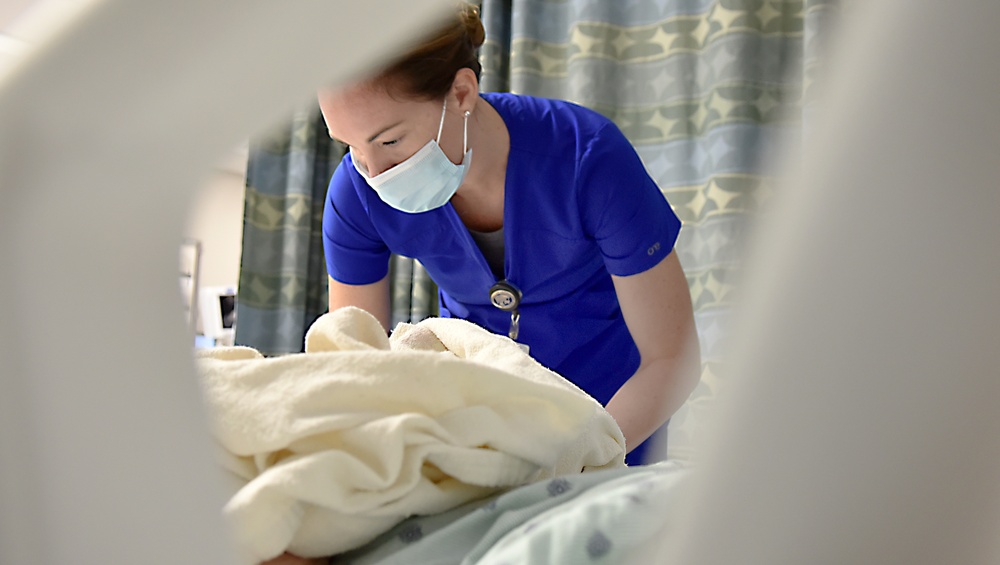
197, 307, 625, 562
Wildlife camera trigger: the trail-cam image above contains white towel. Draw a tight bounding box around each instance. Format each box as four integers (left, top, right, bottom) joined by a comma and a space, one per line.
197, 307, 625, 562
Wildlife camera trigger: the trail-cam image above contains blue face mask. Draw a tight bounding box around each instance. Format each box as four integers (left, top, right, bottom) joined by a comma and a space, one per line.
351, 99, 472, 214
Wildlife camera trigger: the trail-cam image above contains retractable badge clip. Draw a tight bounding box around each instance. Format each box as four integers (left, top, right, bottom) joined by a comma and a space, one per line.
489, 280, 521, 340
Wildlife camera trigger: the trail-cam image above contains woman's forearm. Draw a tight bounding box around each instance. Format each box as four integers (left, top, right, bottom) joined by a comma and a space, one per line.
605, 353, 700, 454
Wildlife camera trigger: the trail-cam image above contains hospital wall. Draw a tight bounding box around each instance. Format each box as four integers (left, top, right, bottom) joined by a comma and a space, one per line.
184, 148, 247, 289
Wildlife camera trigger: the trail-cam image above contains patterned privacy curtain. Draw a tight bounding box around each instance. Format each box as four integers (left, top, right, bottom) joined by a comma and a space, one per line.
236, 109, 441, 354
480, 0, 838, 459
390, 256, 439, 329
234, 109, 339, 355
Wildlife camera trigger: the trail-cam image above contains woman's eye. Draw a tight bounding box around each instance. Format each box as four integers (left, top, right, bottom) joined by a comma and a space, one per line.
381, 139, 399, 147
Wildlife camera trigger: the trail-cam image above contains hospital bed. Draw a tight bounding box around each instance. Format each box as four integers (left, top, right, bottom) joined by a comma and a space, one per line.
1, 1, 999, 564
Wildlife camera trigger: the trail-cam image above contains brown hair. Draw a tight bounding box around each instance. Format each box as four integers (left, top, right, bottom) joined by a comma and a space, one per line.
374, 2, 486, 101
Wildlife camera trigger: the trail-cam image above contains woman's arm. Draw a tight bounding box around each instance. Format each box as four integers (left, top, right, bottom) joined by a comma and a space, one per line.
328, 274, 391, 332
605, 251, 701, 453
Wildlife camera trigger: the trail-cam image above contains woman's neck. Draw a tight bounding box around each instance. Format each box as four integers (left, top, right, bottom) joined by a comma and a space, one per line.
452, 97, 510, 231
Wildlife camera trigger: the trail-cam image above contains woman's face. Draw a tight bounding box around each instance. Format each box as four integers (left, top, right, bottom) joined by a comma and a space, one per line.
318, 82, 447, 177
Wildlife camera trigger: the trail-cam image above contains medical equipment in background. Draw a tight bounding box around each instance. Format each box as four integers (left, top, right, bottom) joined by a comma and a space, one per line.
198, 285, 237, 347
1, 1, 998, 565
179, 238, 203, 336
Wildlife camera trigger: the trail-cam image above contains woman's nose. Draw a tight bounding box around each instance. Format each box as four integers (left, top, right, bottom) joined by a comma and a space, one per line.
355, 153, 396, 178
368, 157, 400, 177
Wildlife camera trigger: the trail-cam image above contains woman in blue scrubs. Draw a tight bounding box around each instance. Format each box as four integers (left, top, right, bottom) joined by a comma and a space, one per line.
317, 3, 700, 466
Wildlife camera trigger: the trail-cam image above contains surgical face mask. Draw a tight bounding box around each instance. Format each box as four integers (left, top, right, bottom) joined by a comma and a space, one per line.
351, 99, 472, 214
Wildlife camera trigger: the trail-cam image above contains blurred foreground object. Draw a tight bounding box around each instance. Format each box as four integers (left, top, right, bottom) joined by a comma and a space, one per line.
0, 1, 455, 563
660, 1, 1000, 563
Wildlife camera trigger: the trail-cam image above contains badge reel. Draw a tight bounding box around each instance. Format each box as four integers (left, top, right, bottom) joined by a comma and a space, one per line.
489, 281, 521, 341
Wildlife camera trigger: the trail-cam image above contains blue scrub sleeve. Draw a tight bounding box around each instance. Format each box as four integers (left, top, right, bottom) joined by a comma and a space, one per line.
578, 122, 681, 277
322, 161, 392, 285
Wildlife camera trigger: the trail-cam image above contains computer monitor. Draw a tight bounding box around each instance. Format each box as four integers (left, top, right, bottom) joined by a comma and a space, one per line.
198, 285, 237, 346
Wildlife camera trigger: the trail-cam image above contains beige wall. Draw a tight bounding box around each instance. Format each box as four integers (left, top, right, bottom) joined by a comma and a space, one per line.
184, 149, 247, 289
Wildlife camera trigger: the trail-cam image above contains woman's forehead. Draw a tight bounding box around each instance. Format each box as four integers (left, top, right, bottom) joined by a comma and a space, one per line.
319, 83, 432, 141
320, 82, 390, 114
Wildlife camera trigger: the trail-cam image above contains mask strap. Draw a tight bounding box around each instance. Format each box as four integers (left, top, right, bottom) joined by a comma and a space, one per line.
463, 110, 470, 154
436, 99, 448, 142
438, 98, 473, 154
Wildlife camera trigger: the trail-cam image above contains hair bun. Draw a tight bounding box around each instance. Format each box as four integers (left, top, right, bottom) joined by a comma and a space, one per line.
373, 1, 486, 100
460, 3, 486, 49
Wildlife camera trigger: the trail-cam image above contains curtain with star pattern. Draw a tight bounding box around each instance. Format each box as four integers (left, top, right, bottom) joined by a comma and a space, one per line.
480, 0, 839, 459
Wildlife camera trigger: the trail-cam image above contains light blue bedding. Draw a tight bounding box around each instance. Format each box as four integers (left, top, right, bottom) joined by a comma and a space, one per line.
332, 461, 690, 564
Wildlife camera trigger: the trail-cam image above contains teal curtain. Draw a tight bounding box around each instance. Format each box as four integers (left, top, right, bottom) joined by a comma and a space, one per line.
389, 256, 439, 329
480, 0, 838, 459
235, 109, 339, 355
237, 108, 440, 353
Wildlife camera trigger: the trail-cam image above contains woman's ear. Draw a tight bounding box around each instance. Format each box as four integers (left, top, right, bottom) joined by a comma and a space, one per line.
450, 67, 480, 114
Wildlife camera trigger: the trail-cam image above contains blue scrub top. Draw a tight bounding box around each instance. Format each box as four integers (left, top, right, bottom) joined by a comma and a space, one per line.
323, 93, 682, 461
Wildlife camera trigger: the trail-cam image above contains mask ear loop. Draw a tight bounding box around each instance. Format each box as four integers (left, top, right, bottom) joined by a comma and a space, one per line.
463, 110, 470, 154
436, 99, 448, 142
437, 98, 473, 154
